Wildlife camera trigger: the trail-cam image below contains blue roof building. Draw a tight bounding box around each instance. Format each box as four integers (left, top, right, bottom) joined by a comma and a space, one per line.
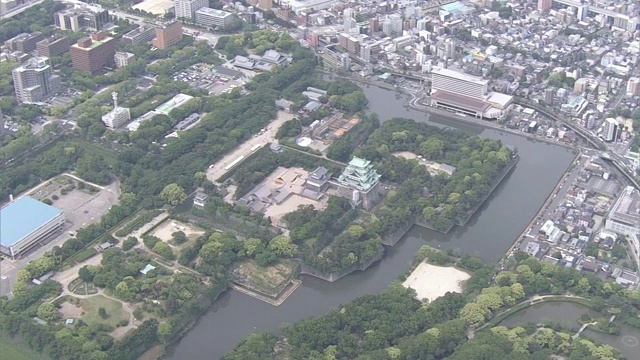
0, 197, 65, 259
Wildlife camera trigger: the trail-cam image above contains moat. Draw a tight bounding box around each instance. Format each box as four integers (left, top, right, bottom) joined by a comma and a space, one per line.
164, 84, 576, 359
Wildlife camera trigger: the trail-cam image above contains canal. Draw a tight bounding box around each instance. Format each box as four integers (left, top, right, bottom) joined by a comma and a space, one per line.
498, 301, 640, 359
165, 84, 576, 359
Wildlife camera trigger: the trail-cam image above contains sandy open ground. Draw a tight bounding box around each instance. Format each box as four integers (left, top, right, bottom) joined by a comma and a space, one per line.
402, 262, 470, 302
150, 220, 205, 242
393, 151, 419, 160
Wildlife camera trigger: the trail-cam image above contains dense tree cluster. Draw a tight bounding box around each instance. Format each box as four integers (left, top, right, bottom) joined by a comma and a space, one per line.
224, 249, 640, 360
354, 118, 514, 233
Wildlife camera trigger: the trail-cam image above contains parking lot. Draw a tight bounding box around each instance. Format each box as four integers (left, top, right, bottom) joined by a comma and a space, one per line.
172, 63, 246, 95
0, 174, 120, 298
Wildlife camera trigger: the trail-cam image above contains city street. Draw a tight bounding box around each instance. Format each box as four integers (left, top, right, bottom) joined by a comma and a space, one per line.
527, 152, 585, 236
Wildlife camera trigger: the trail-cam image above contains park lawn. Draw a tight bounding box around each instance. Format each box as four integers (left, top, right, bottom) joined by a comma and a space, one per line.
0, 335, 44, 360
81, 295, 128, 327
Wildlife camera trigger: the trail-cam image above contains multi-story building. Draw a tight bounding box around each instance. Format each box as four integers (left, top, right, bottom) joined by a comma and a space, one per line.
338, 33, 360, 54
122, 26, 157, 45
627, 77, 640, 97
195, 8, 234, 28
114, 51, 135, 68
4, 32, 44, 52
101, 92, 131, 129
537, 0, 552, 11
152, 22, 183, 50
257, 0, 273, 10
605, 186, 640, 263
602, 118, 618, 142
70, 32, 116, 74
431, 67, 488, 99
430, 67, 493, 118
36, 35, 70, 57
382, 14, 402, 37
12, 57, 61, 104
174, 0, 208, 20
55, 6, 110, 32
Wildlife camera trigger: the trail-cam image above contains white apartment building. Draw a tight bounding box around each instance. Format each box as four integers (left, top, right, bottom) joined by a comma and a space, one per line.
175, 0, 208, 20
431, 67, 488, 99
114, 51, 135, 68
195, 7, 234, 28
602, 118, 618, 142
12, 57, 61, 104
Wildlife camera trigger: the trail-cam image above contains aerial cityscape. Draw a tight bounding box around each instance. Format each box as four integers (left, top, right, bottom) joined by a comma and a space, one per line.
1, 0, 640, 359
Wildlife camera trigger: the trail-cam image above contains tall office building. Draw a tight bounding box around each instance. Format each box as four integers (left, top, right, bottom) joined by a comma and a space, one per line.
174, 0, 208, 20
603, 118, 618, 142
382, 14, 402, 37
343, 8, 356, 32
70, 32, 116, 74
537, 0, 552, 11
431, 67, 488, 99
152, 22, 183, 50
12, 57, 61, 104
338, 33, 360, 54
55, 6, 110, 32
627, 77, 640, 96
195, 8, 235, 28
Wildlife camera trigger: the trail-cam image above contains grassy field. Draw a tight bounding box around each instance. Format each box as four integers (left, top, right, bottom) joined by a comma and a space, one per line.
0, 336, 43, 360
81, 295, 129, 327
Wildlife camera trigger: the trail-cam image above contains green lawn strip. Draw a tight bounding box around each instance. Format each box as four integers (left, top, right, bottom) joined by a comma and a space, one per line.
0, 335, 45, 360
81, 295, 129, 327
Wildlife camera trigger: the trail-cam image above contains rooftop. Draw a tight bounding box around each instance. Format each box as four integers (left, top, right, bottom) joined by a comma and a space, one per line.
431, 67, 489, 86
610, 186, 640, 224
1, 197, 63, 247
196, 7, 233, 17
431, 90, 492, 112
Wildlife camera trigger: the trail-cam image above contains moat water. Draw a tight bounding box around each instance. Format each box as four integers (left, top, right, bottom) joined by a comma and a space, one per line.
164, 84, 576, 359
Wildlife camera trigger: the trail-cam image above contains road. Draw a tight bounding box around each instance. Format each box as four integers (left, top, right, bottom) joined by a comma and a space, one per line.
206, 110, 294, 183
527, 152, 585, 236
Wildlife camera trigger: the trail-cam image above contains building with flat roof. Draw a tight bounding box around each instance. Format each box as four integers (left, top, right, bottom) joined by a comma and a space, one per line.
431, 67, 488, 99
4, 32, 44, 52
122, 25, 157, 45
155, 93, 194, 115
36, 35, 70, 57
102, 92, 131, 129
175, 0, 208, 20
152, 22, 183, 50
429, 67, 513, 118
114, 51, 135, 68
0, 197, 65, 259
12, 57, 61, 104
602, 118, 618, 142
605, 186, 640, 265
55, 6, 110, 32
70, 32, 116, 74
195, 7, 235, 28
